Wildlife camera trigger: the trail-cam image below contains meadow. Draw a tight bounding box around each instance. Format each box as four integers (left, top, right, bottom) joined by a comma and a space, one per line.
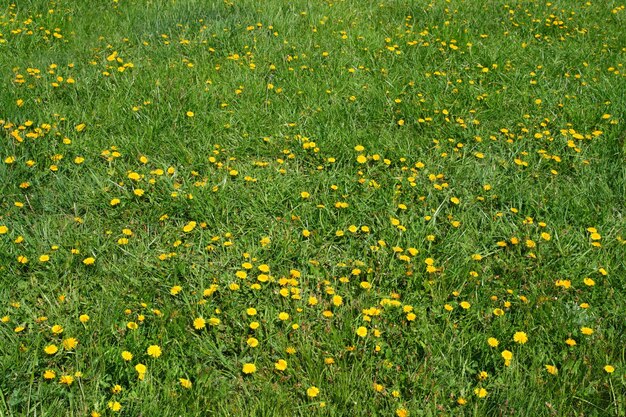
1, 0, 625, 415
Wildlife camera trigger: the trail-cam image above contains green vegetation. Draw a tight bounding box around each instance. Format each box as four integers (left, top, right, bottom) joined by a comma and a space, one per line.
1, 0, 625, 415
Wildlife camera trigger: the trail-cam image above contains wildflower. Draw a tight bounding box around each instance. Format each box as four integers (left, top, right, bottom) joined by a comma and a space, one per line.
487, 337, 499, 347
396, 408, 409, 417
183, 221, 196, 232
513, 331, 528, 344
83, 257, 95, 265
51, 324, 64, 334
179, 378, 192, 388
107, 401, 121, 412
275, 359, 288, 371
43, 370, 56, 380
121, 351, 133, 361
44, 344, 58, 355
278, 312, 289, 321
242, 363, 256, 374
307, 386, 320, 398
501, 350, 513, 366
565, 338, 577, 347
581, 327, 593, 335
246, 337, 259, 347
356, 326, 368, 337
474, 387, 487, 398
460, 301, 471, 309
545, 365, 558, 375
604, 365, 615, 373
59, 375, 74, 386
62, 338, 78, 350
193, 317, 206, 329
147, 345, 162, 358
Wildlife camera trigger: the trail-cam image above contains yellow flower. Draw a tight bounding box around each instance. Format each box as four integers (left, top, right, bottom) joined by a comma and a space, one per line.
170, 285, 182, 295
182, 221, 197, 233
44, 344, 58, 355
107, 401, 122, 412
565, 338, 577, 347
147, 345, 162, 358
0, 225, 8, 234
604, 365, 615, 373
356, 326, 368, 337
487, 337, 499, 348
581, 327, 593, 335
474, 387, 487, 398
246, 308, 257, 316
121, 351, 133, 361
460, 301, 471, 309
39, 254, 50, 262
110, 198, 121, 206
193, 317, 206, 329
306, 386, 320, 398
275, 359, 288, 371
179, 378, 193, 388
513, 331, 528, 344
242, 363, 256, 374
545, 365, 558, 375
246, 337, 259, 348
62, 338, 78, 350
186, 111, 195, 117
356, 155, 367, 164
83, 257, 95, 265
278, 312, 289, 321
59, 375, 74, 385
300, 191, 310, 199
43, 370, 56, 380
51, 324, 64, 334
396, 408, 409, 417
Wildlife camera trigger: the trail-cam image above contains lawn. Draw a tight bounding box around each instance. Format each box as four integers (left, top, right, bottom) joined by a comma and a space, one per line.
1, 0, 625, 415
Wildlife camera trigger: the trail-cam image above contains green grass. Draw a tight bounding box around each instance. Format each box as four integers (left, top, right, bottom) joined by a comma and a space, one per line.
1, 0, 625, 415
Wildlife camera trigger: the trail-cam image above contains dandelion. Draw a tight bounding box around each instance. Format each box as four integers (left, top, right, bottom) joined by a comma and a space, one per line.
121, 351, 133, 361
581, 327, 593, 335
396, 408, 409, 417
44, 344, 58, 355
83, 257, 95, 265
275, 359, 288, 371
246, 337, 259, 347
43, 370, 56, 380
107, 401, 122, 412
179, 378, 192, 388
62, 338, 78, 350
193, 317, 206, 329
487, 337, 499, 347
501, 350, 513, 366
513, 331, 528, 344
306, 386, 320, 398
242, 363, 256, 374
545, 365, 558, 375
356, 326, 368, 337
147, 345, 162, 358
59, 375, 74, 386
474, 387, 487, 398
604, 365, 615, 373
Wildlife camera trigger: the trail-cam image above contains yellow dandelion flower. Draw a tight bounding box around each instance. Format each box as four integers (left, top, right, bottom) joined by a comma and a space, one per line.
242, 363, 256, 374
147, 345, 162, 358
275, 359, 288, 371
306, 386, 320, 398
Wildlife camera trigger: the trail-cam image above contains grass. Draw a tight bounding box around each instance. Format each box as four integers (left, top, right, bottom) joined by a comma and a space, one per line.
1, 0, 625, 415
